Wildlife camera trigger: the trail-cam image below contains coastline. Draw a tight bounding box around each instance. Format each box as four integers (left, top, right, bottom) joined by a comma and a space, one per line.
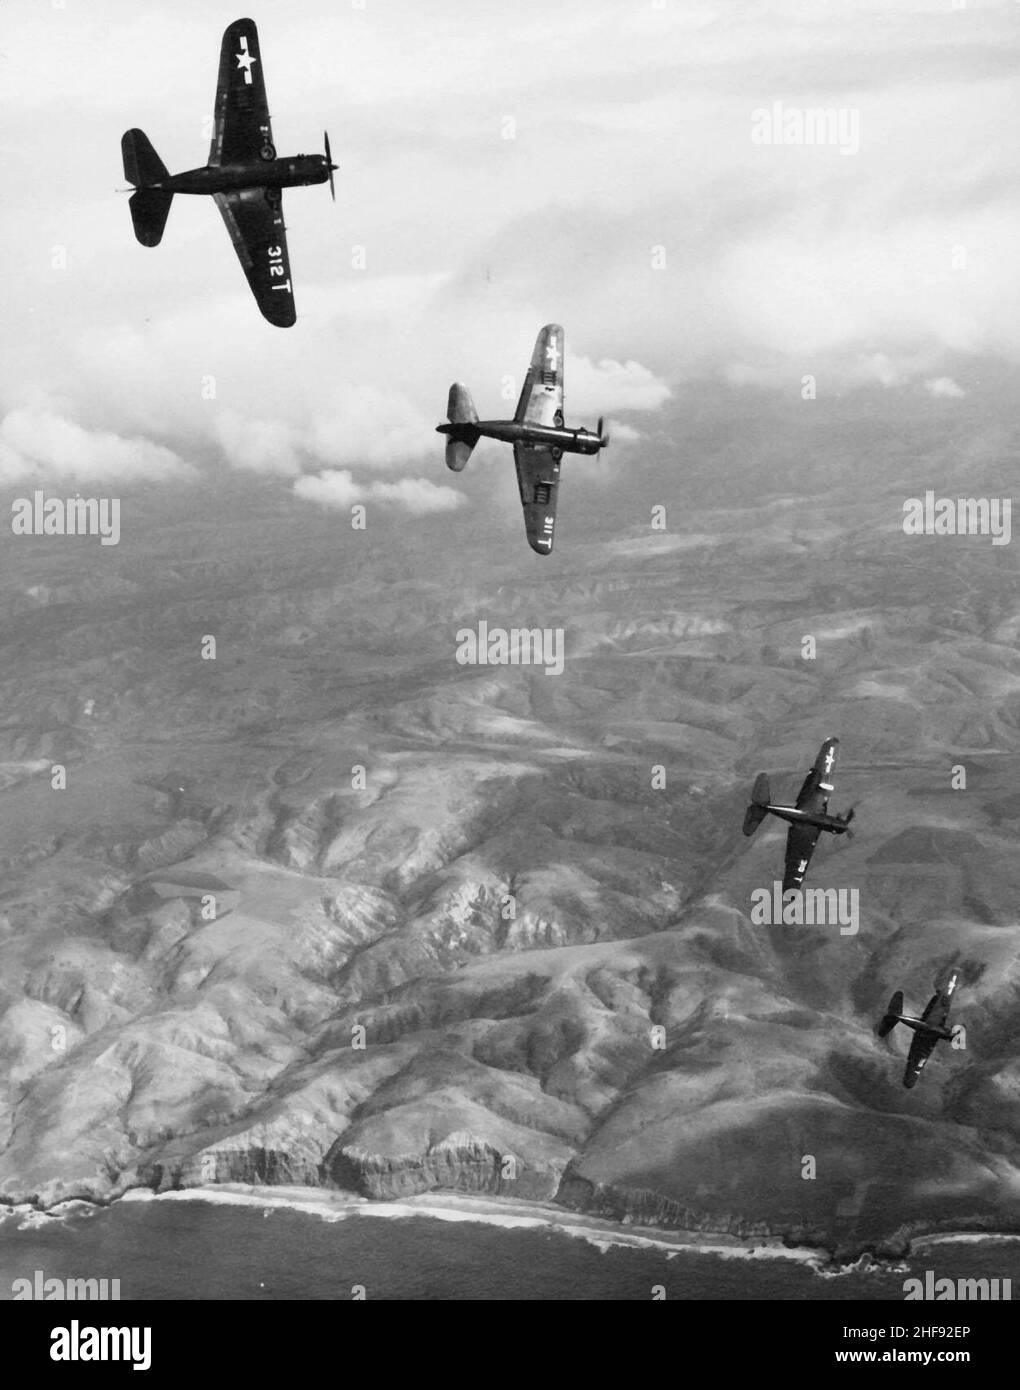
0, 1182, 934, 1273
130, 1184, 827, 1265
3, 1183, 1017, 1277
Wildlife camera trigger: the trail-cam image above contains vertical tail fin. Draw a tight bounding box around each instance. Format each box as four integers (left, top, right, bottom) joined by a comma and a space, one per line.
443, 383, 479, 472
121, 129, 169, 187
877, 991, 904, 1038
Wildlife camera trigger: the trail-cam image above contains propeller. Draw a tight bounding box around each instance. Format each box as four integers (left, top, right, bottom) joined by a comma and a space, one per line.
324, 131, 337, 201
841, 807, 856, 842
597, 415, 610, 449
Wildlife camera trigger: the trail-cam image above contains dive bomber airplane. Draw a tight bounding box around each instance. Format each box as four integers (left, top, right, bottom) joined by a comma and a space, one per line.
877, 971, 961, 1089
742, 737, 855, 892
437, 324, 609, 554
121, 17, 337, 326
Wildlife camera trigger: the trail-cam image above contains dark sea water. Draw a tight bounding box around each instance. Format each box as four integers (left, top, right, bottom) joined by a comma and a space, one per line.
1, 1196, 1017, 1301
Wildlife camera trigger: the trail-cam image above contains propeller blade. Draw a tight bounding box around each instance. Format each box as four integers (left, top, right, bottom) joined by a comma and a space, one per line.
325, 130, 336, 201
597, 415, 610, 448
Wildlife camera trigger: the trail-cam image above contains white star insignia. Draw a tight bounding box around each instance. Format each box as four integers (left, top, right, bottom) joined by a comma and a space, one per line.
236, 37, 257, 84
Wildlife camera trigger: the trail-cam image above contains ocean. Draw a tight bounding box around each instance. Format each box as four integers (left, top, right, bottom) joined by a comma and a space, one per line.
1, 1190, 1017, 1301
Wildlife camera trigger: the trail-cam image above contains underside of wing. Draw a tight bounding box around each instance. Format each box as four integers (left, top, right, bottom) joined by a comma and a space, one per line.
209, 18, 274, 167
783, 822, 820, 893
795, 738, 839, 814
214, 189, 295, 327
514, 441, 560, 555
922, 989, 953, 1032
515, 324, 564, 428
903, 1030, 937, 1088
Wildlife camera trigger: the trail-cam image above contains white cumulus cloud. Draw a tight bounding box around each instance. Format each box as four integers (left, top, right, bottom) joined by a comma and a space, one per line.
293, 469, 465, 515
925, 376, 966, 399
0, 410, 192, 484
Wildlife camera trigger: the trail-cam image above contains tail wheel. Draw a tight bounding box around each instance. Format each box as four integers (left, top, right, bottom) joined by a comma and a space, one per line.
551, 447, 563, 461
265, 188, 281, 207
260, 143, 276, 161
553, 410, 564, 427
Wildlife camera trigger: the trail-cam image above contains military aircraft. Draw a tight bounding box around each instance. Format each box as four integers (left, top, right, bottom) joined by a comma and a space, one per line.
877, 971, 960, 1089
121, 17, 337, 326
437, 324, 609, 554
742, 736, 855, 892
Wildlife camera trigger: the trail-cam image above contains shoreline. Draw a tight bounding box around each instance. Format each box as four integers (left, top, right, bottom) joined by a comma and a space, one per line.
5, 1183, 1016, 1272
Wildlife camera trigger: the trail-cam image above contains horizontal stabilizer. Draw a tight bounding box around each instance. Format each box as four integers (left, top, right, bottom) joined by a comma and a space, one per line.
742, 803, 767, 836
122, 128, 169, 187
443, 384, 479, 470
751, 772, 770, 807
877, 991, 904, 1038
128, 189, 174, 247
445, 436, 477, 472
447, 382, 478, 425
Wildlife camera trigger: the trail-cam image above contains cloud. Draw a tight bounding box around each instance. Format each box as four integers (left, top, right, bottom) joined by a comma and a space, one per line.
292, 470, 360, 510
306, 389, 436, 471
0, 410, 191, 484
567, 357, 672, 415
214, 413, 303, 477
925, 376, 966, 399
367, 477, 467, 513
293, 470, 465, 515
605, 421, 643, 445
4, 0, 1020, 540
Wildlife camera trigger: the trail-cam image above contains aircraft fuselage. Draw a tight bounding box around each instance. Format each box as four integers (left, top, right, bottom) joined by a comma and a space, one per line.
156, 156, 330, 196
437, 420, 602, 456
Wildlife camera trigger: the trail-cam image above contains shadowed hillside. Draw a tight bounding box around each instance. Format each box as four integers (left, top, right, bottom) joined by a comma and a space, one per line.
2, 456, 1019, 1256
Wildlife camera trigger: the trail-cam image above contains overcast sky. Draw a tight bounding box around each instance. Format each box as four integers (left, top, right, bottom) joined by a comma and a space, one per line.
1, 0, 1017, 523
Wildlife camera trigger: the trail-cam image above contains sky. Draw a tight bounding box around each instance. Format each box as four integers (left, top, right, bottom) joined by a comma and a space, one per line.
1, 0, 1018, 528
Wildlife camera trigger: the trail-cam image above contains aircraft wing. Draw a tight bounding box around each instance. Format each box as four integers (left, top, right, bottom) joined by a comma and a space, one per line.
922, 971, 960, 1031
213, 190, 296, 327
513, 441, 560, 555
782, 821, 822, 893
209, 18, 274, 167
903, 1028, 939, 1089
515, 324, 565, 428
794, 737, 839, 816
